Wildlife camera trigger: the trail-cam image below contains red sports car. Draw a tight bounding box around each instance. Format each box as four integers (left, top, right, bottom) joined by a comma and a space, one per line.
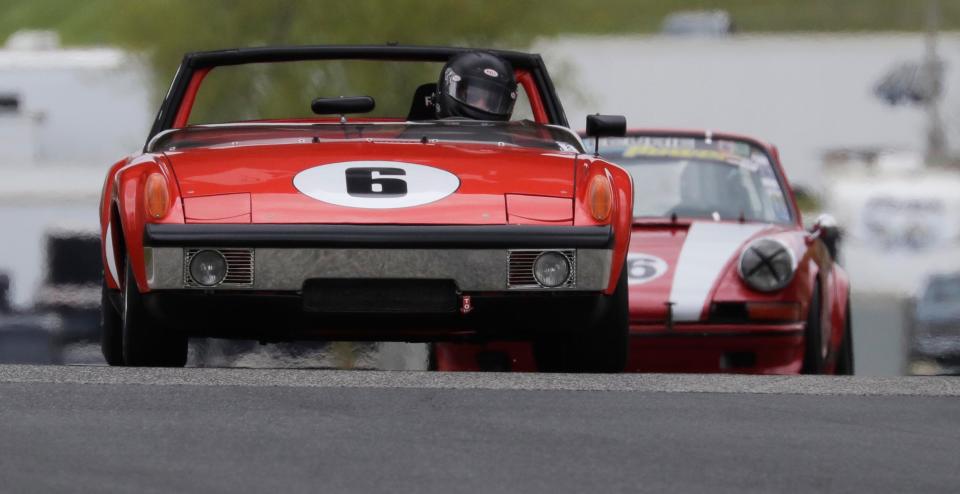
434, 130, 853, 374
98, 45, 633, 371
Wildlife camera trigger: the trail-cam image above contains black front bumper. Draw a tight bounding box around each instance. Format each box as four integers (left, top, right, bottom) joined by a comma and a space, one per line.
144, 223, 614, 249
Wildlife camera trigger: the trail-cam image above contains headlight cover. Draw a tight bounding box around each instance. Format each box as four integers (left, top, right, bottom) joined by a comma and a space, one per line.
189, 250, 227, 287
738, 238, 796, 292
533, 251, 572, 288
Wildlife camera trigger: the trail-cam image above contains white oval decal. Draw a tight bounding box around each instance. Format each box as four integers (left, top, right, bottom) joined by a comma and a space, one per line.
627, 253, 669, 285
293, 161, 460, 209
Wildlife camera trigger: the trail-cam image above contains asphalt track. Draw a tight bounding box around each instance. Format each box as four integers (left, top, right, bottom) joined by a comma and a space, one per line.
1, 365, 958, 493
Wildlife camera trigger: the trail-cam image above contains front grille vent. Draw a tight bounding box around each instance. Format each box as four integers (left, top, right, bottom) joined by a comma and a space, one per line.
184, 248, 254, 288
507, 249, 576, 289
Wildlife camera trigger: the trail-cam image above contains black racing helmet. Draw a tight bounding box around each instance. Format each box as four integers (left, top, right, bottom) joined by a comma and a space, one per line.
435, 51, 518, 121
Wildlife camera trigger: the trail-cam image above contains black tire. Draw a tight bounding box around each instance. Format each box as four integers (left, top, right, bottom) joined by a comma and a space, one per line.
121, 259, 187, 367
802, 283, 825, 374
534, 263, 629, 373
426, 343, 438, 371
834, 298, 854, 375
100, 282, 124, 366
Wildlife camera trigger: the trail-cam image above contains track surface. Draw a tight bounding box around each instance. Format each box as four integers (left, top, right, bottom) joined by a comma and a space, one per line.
1, 365, 958, 493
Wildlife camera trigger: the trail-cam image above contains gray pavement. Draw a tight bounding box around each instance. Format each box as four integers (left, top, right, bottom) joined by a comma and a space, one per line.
0, 365, 958, 493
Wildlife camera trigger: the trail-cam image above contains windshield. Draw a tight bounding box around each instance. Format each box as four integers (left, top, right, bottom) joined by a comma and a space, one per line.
923, 276, 960, 304
149, 120, 584, 153
592, 136, 793, 223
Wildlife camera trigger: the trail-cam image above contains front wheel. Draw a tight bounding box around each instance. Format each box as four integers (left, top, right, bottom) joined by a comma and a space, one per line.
802, 283, 825, 374
534, 263, 629, 373
100, 282, 124, 366
121, 259, 187, 367
834, 298, 854, 375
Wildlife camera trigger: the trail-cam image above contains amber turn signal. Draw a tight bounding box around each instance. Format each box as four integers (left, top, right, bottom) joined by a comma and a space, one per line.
588, 174, 613, 222
145, 172, 170, 219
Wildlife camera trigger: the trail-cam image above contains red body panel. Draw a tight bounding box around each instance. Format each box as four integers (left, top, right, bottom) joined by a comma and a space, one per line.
164, 143, 578, 225
183, 193, 252, 223
506, 194, 573, 224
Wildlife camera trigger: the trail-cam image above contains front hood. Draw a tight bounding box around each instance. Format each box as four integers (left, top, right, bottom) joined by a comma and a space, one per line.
628, 221, 778, 322
164, 141, 576, 224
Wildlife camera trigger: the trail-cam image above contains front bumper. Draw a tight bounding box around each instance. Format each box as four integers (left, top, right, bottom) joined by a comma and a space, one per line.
627, 322, 805, 374
138, 224, 616, 340
432, 323, 805, 373
143, 223, 613, 292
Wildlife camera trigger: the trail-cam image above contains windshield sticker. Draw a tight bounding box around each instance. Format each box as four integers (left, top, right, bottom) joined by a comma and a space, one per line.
602, 136, 760, 165
623, 144, 731, 162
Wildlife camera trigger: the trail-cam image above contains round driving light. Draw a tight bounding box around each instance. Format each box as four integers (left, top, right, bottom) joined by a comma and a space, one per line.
738, 238, 796, 292
533, 251, 571, 288
190, 250, 227, 287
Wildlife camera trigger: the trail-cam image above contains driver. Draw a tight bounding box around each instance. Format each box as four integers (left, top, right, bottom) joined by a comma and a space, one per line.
435, 51, 518, 121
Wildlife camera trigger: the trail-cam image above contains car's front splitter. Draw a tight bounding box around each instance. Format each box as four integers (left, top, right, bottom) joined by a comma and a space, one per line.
432, 323, 804, 373
627, 323, 804, 374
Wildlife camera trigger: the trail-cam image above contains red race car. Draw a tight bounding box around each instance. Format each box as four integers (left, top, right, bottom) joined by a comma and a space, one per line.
435, 130, 853, 374
98, 45, 633, 370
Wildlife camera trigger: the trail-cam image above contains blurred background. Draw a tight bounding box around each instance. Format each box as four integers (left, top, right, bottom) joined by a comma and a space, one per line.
1, 0, 959, 374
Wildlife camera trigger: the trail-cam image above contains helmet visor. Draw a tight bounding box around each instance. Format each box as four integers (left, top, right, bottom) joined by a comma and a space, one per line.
444, 69, 516, 117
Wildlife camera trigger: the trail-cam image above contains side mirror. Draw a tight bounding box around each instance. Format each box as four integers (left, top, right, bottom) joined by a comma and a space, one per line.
809, 213, 842, 259
585, 114, 626, 157
311, 96, 376, 116
585, 114, 626, 138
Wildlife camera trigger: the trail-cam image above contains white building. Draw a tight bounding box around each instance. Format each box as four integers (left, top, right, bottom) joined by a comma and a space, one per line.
0, 31, 152, 307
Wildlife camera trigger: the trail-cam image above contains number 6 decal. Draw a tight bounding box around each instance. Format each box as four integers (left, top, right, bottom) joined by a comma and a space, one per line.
293, 160, 460, 209
345, 167, 408, 197
627, 253, 668, 285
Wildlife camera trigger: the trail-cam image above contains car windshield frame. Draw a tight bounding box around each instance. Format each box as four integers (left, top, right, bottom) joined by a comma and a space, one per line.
147, 120, 585, 154
145, 45, 569, 150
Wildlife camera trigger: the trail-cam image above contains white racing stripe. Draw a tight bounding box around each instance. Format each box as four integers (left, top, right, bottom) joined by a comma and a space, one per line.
669, 222, 766, 321
105, 223, 119, 285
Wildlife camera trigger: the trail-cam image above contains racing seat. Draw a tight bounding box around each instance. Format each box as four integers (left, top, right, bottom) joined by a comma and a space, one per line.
407, 83, 437, 121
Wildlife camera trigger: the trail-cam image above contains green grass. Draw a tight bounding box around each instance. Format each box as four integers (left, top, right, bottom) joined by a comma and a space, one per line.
1, 0, 957, 49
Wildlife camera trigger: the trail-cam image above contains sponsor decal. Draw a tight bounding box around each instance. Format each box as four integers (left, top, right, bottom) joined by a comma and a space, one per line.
483, 68, 499, 77
627, 253, 668, 285
623, 145, 731, 162
293, 161, 460, 209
